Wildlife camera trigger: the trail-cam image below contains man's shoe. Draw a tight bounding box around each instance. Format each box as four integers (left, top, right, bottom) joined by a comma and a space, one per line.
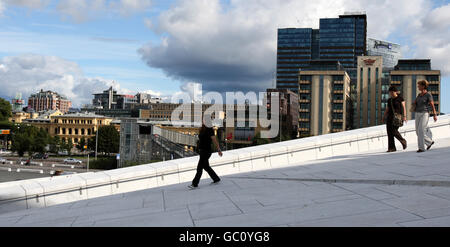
386, 149, 396, 153
417, 149, 425, 153
188, 185, 198, 189
427, 141, 435, 150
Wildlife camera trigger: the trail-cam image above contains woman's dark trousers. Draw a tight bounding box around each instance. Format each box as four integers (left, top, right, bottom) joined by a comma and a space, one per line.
386, 119, 406, 151
192, 150, 220, 186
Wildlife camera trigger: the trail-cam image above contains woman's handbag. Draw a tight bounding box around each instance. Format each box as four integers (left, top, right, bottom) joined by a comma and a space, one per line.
391, 98, 404, 127
410, 102, 416, 113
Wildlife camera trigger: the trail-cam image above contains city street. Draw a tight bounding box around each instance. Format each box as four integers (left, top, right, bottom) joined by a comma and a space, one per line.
0, 155, 100, 182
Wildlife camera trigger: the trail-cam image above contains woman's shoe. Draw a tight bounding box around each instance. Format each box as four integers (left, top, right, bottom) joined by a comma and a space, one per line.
427, 141, 435, 150
211, 179, 221, 185
386, 149, 396, 153
401, 140, 407, 150
417, 149, 425, 153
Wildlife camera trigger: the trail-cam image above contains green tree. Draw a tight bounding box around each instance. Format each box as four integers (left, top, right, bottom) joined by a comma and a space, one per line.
64, 138, 73, 156
87, 136, 96, 151
252, 131, 271, 146
76, 137, 87, 152
49, 136, 61, 154
0, 98, 12, 122
96, 125, 119, 155
11, 125, 50, 157
11, 131, 30, 157
31, 128, 51, 154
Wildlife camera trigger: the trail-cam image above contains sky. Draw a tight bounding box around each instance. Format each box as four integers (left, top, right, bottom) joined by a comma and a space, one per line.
0, 0, 449, 113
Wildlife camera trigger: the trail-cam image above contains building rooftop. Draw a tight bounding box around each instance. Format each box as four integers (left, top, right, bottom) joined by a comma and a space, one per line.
302, 60, 345, 71
54, 112, 110, 118
394, 59, 432, 71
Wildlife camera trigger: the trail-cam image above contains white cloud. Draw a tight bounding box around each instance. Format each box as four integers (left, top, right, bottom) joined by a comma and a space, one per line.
113, 0, 152, 16
180, 81, 202, 102
140, 0, 449, 93
144, 17, 152, 29
3, 0, 49, 8
411, 3, 450, 75
141, 89, 162, 97
0, 54, 135, 107
0, 1, 5, 16
0, 0, 49, 16
56, 0, 152, 22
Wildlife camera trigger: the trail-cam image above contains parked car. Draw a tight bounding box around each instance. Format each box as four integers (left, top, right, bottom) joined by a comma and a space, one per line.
0, 157, 7, 164
63, 158, 82, 164
0, 148, 11, 154
33, 153, 48, 159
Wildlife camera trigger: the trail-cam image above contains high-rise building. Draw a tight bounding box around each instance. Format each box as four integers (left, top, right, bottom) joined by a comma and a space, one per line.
319, 13, 367, 69
276, 28, 319, 93
117, 95, 138, 110
92, 87, 123, 110
390, 59, 441, 120
276, 13, 367, 93
136, 93, 163, 104
28, 89, 72, 113
356, 56, 384, 128
367, 38, 401, 68
11, 93, 25, 112
266, 89, 299, 139
298, 61, 352, 137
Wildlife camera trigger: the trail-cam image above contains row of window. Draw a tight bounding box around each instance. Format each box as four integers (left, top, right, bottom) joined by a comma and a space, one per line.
278, 34, 312, 39
277, 54, 311, 58
56, 119, 98, 125
277, 64, 308, 67
276, 82, 297, 86
278, 44, 312, 48
277, 68, 300, 72
57, 127, 95, 136
277, 59, 312, 62
278, 29, 313, 34
278, 50, 312, 53
277, 73, 299, 77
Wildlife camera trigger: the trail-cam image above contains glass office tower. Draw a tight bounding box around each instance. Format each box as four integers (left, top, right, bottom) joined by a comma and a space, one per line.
319, 14, 367, 68
276, 13, 367, 91
276, 28, 319, 93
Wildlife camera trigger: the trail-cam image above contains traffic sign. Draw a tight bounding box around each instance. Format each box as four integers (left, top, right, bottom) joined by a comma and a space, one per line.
0, 130, 11, 135
0, 129, 10, 135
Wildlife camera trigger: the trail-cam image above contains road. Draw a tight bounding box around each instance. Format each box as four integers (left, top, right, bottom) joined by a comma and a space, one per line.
0, 155, 101, 183
0, 170, 51, 183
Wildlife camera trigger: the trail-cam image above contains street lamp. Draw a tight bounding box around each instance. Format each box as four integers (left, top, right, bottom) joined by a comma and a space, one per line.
95, 123, 98, 160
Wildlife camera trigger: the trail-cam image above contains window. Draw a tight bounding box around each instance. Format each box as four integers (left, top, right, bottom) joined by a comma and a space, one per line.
299, 113, 310, 119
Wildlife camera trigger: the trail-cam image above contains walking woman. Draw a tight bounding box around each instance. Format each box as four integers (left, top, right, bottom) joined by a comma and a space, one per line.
382, 86, 407, 152
414, 80, 438, 153
188, 122, 222, 189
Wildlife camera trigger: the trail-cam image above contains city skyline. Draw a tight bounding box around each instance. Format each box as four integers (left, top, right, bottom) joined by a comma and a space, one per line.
0, 0, 449, 113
